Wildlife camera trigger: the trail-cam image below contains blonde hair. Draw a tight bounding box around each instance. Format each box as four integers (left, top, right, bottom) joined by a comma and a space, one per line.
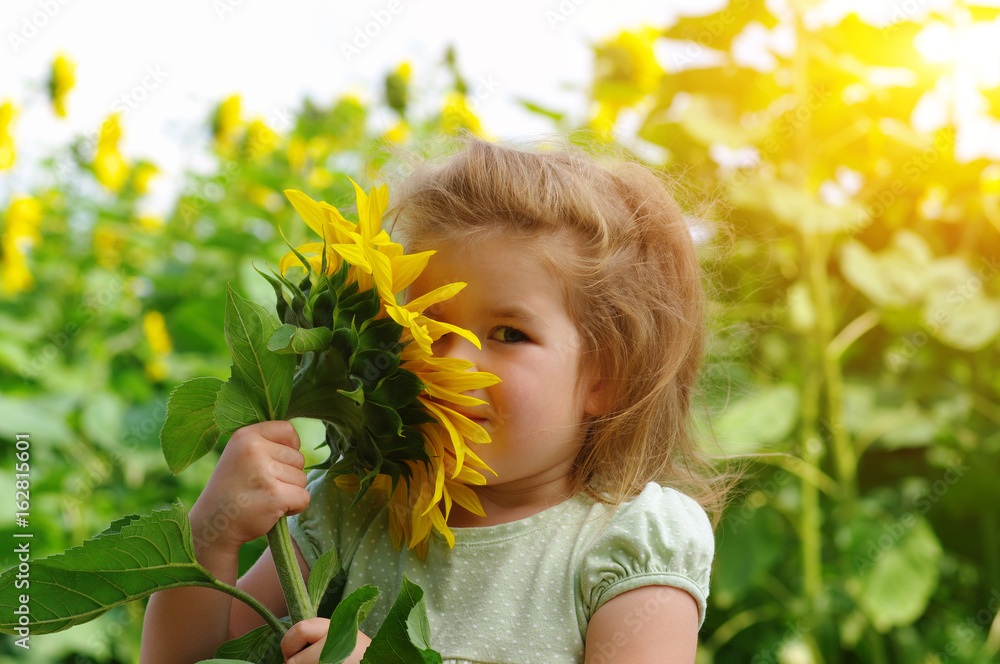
386, 135, 733, 527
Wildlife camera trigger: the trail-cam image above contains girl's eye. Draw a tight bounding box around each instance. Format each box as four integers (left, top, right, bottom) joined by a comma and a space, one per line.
489, 326, 529, 344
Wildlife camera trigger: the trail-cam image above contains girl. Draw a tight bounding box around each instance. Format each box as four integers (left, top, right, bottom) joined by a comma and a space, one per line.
140, 136, 728, 664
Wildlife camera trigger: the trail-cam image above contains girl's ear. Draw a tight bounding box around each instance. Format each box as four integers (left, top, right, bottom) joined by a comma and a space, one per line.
582, 375, 609, 417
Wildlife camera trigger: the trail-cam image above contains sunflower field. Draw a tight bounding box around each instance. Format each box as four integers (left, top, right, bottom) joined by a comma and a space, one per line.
2, 2, 1000, 662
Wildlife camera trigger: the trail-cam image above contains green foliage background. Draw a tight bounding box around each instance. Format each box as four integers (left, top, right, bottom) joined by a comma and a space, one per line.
2, 3, 1000, 662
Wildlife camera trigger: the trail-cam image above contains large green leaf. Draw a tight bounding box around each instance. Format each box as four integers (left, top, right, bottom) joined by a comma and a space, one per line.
362, 575, 442, 664
713, 384, 800, 453
161, 376, 226, 473
222, 284, 296, 421
0, 503, 219, 635
320, 585, 380, 664
851, 515, 943, 632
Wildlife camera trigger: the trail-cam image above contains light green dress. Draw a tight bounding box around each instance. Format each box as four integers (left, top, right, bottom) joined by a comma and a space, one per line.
289, 471, 715, 664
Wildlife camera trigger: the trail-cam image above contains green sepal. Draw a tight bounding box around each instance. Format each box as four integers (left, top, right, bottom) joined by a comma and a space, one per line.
268, 324, 334, 354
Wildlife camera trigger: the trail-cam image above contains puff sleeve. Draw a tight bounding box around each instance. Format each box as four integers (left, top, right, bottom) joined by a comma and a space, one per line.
580, 483, 715, 628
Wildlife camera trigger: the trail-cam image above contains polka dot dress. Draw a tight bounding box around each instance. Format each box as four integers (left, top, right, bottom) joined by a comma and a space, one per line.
289, 475, 714, 664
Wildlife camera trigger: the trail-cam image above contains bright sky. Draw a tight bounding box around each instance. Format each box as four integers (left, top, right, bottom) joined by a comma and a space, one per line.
0, 0, 718, 212
2, 0, 999, 213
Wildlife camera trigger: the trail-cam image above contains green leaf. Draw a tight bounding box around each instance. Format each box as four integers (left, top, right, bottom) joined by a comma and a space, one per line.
215, 376, 268, 435
308, 548, 346, 616
161, 377, 226, 473
362, 575, 442, 664
0, 502, 216, 635
713, 384, 799, 453
851, 515, 943, 632
320, 585, 380, 664
268, 324, 334, 354
223, 284, 296, 421
215, 623, 285, 664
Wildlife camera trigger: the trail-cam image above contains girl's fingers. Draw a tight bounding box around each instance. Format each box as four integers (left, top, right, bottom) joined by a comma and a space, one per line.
271, 460, 308, 489
267, 439, 306, 470
251, 420, 301, 450
281, 618, 329, 659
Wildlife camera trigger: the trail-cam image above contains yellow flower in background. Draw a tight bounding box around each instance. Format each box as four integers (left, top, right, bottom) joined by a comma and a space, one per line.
0, 101, 15, 170
94, 227, 124, 268
246, 118, 277, 159
382, 120, 410, 145
135, 215, 164, 232
49, 53, 76, 118
593, 26, 663, 108
441, 92, 483, 137
132, 162, 159, 194
281, 183, 500, 554
143, 311, 172, 381
213, 95, 242, 152
287, 135, 307, 173
395, 61, 412, 84
306, 166, 333, 190
93, 113, 128, 192
1, 197, 42, 295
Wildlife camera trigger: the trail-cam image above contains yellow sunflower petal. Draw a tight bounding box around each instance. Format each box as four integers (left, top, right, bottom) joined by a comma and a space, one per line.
446, 481, 487, 517
421, 399, 468, 477
284, 190, 335, 242
423, 319, 481, 349
406, 282, 466, 314
391, 250, 435, 293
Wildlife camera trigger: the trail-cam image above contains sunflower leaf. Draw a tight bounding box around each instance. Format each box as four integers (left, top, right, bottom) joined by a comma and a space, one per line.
160, 377, 226, 473
361, 575, 442, 664
0, 503, 226, 635
223, 284, 296, 421
319, 586, 380, 664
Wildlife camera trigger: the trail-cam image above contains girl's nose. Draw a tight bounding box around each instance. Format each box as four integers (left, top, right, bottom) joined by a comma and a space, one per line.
432, 332, 480, 369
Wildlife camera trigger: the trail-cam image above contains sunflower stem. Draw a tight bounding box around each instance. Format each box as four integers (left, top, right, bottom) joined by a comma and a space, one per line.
267, 515, 313, 624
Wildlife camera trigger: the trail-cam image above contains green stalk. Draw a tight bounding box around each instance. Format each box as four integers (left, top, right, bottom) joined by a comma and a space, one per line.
267, 515, 314, 625
203, 580, 289, 637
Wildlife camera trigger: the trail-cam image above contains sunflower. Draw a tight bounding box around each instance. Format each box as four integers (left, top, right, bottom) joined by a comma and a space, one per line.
276, 182, 499, 554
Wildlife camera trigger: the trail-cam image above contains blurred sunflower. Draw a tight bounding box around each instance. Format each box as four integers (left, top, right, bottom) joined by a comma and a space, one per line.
1, 197, 42, 295
49, 53, 76, 118
0, 101, 15, 170
93, 113, 128, 192
276, 182, 499, 555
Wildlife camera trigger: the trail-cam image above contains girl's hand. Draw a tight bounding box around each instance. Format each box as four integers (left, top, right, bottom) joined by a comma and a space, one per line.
281, 619, 372, 664
189, 420, 309, 557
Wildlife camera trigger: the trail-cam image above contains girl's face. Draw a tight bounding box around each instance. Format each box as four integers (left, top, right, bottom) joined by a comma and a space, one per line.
407, 236, 603, 500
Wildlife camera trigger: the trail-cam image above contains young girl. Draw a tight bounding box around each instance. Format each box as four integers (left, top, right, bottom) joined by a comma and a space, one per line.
140, 137, 727, 664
